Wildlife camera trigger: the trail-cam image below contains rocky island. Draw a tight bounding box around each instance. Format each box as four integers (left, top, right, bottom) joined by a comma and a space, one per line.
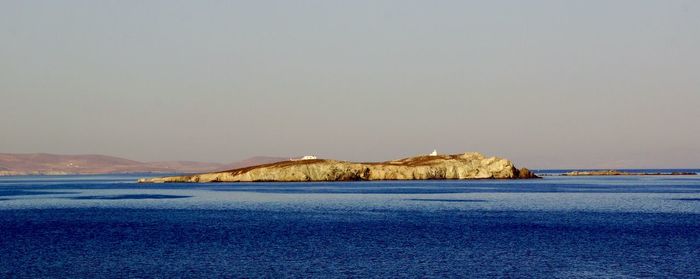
138, 152, 538, 183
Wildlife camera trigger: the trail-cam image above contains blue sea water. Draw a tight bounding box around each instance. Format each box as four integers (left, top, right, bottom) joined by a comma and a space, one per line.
1, 174, 699, 278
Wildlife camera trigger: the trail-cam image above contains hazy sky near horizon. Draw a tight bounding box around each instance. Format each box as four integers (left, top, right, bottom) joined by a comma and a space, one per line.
1, 0, 699, 168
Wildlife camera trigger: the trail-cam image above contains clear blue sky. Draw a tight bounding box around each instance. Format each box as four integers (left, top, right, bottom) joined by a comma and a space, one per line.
1, 0, 699, 168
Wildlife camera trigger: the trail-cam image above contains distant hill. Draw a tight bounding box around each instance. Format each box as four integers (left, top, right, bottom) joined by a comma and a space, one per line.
0, 153, 288, 176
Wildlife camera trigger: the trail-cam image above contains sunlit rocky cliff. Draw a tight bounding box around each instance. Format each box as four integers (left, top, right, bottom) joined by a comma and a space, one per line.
138, 152, 538, 183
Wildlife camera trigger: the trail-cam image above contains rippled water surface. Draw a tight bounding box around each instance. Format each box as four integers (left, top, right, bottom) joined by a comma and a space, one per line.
1, 174, 699, 278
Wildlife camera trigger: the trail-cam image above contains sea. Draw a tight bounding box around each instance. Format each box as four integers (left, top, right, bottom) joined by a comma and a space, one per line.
1, 171, 699, 278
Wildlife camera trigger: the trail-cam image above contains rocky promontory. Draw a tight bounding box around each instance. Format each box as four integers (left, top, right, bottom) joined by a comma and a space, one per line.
138, 152, 538, 183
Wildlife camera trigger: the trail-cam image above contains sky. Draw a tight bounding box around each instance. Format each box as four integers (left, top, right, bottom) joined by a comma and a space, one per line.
1, 0, 699, 168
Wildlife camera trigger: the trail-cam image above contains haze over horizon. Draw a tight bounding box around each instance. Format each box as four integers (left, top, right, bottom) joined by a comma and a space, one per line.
2, 1, 699, 169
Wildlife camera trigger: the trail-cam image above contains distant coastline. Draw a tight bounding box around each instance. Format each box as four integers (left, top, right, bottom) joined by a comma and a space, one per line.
0, 171, 189, 177
562, 170, 697, 176
533, 169, 699, 176
0, 153, 287, 176
3, 152, 698, 178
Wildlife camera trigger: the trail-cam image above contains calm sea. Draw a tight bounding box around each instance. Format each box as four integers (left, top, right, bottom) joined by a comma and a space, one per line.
1, 173, 699, 278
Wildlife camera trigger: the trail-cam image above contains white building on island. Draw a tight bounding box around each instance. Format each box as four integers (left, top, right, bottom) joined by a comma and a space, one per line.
290, 155, 318, 161
300, 155, 318, 160
429, 150, 438, 156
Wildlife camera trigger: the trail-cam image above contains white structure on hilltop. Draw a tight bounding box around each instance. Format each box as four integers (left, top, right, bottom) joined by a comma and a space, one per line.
429, 150, 438, 156
300, 155, 318, 160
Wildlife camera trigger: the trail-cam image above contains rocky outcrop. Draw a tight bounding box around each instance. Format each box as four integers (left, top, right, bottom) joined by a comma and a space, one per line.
138, 152, 539, 183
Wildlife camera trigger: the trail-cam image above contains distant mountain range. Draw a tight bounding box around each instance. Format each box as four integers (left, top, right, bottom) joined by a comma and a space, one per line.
0, 153, 288, 176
